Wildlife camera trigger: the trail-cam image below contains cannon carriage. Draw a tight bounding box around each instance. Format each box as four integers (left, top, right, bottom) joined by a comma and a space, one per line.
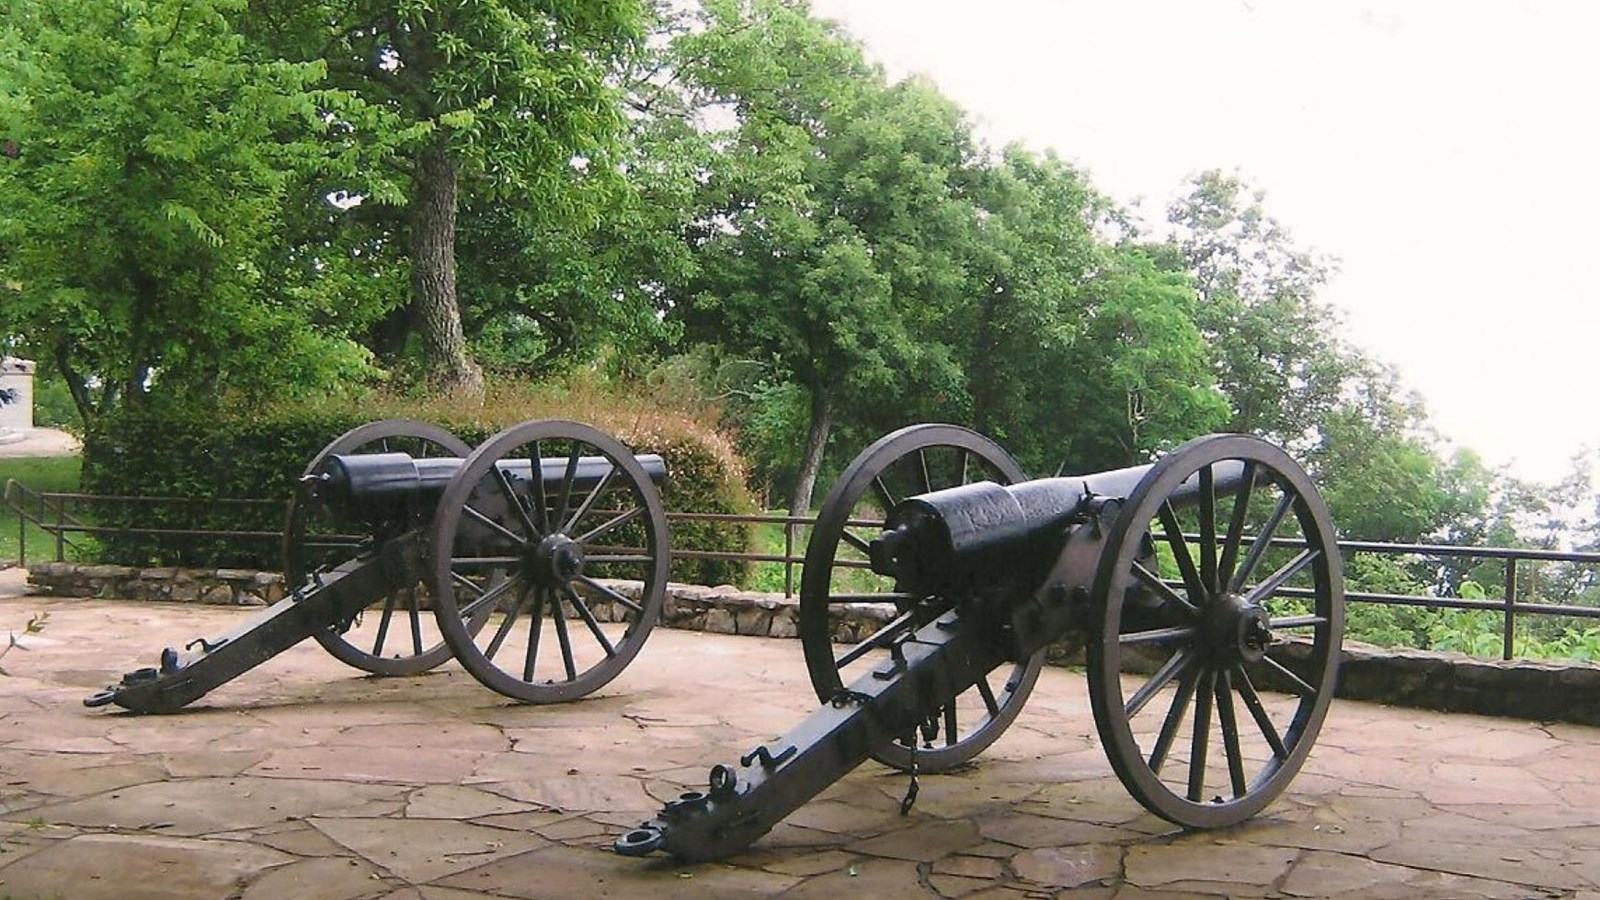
85, 418, 670, 713
617, 424, 1343, 861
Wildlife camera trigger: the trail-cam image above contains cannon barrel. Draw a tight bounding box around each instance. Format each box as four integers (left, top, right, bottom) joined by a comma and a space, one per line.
317, 451, 667, 504
870, 460, 1251, 591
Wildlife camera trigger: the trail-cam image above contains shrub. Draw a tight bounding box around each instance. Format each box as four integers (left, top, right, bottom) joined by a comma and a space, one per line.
80, 380, 754, 584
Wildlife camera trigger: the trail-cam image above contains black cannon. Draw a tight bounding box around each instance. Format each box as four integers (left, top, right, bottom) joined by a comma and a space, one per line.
85, 418, 670, 713
616, 425, 1343, 861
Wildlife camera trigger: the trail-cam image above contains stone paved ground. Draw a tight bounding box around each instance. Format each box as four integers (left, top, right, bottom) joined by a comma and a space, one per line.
4, 586, 1600, 899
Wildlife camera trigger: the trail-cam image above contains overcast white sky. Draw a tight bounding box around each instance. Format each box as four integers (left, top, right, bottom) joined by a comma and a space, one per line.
807, 0, 1600, 484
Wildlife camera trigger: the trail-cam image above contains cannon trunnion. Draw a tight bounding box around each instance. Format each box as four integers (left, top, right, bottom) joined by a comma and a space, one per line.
85, 418, 671, 713
618, 425, 1343, 861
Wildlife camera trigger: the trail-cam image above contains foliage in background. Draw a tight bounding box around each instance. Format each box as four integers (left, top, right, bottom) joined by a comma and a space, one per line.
246, 0, 648, 396
1045, 248, 1230, 473
662, 0, 972, 514
26, 370, 79, 431
1166, 170, 1346, 445
0, 0, 378, 424
79, 378, 755, 584
650, 3, 1232, 503
1340, 555, 1436, 648
0, 0, 1594, 641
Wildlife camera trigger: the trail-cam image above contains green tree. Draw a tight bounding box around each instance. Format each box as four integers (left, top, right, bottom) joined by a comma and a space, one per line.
947, 147, 1227, 474
667, 0, 978, 513
948, 146, 1101, 461
1166, 169, 1348, 444
1058, 247, 1231, 469
1162, 170, 1505, 550
1520, 449, 1600, 606
1310, 405, 1450, 542
449, 29, 707, 380
1341, 554, 1437, 648
248, 0, 647, 394
0, 0, 373, 423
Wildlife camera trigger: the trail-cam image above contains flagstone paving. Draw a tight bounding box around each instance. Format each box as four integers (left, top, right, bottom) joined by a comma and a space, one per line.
4, 588, 1600, 899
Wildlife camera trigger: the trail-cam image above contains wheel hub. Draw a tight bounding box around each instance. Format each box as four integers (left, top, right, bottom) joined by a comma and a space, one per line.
527, 534, 585, 587
1202, 593, 1272, 664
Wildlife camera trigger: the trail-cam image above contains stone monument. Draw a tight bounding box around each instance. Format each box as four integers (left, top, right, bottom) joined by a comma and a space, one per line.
0, 357, 36, 442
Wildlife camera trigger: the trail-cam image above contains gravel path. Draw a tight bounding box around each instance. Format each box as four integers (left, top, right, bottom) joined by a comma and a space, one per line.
0, 427, 80, 457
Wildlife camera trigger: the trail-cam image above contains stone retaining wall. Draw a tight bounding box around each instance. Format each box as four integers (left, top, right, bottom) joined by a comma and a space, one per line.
1333, 641, 1600, 724
24, 562, 1600, 725
26, 561, 287, 607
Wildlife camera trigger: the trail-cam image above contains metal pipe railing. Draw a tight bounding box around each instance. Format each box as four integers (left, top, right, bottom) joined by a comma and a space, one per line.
5, 488, 1597, 662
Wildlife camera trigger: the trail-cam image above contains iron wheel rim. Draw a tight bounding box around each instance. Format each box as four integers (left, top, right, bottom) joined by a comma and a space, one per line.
799, 423, 1044, 773
1086, 433, 1344, 828
430, 419, 668, 703
287, 419, 488, 676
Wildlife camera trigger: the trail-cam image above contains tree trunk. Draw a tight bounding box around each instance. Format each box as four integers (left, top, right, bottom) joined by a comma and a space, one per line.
410, 141, 483, 397
968, 277, 1004, 435
54, 345, 96, 427
788, 386, 836, 516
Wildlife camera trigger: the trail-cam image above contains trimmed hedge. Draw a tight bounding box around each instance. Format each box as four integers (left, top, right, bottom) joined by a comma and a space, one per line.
80, 389, 754, 586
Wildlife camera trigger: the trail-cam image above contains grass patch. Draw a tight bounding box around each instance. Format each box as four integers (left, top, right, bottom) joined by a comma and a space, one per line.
0, 455, 82, 565
744, 519, 804, 594
740, 516, 889, 597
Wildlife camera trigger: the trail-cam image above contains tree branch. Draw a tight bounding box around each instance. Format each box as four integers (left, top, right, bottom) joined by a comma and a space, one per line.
52, 345, 94, 426
151, 0, 191, 67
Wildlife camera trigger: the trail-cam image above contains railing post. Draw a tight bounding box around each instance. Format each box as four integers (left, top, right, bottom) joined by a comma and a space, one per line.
54, 495, 64, 562
783, 519, 795, 598
16, 498, 24, 567
1502, 558, 1517, 661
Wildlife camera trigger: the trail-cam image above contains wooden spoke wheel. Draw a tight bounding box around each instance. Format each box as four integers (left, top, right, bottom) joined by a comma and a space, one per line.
800, 424, 1045, 773
429, 420, 669, 703
1087, 434, 1343, 828
286, 419, 492, 676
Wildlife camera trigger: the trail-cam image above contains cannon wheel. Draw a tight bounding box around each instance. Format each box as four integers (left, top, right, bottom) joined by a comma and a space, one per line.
429, 419, 669, 703
800, 424, 1045, 773
286, 419, 493, 676
1087, 434, 1344, 828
